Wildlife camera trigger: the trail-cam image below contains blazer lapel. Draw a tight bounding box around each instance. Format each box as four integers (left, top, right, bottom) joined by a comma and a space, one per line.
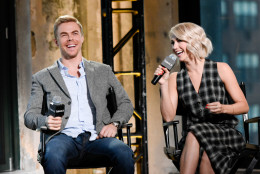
47, 61, 71, 98
83, 59, 96, 103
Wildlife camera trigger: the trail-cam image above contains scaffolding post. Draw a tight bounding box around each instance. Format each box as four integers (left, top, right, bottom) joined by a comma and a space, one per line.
101, 0, 148, 173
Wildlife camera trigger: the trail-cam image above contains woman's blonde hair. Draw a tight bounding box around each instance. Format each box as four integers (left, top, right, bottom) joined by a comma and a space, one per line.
169, 22, 213, 60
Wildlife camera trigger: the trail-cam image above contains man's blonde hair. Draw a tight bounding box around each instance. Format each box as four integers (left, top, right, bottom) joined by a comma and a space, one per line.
169, 22, 213, 60
54, 15, 84, 39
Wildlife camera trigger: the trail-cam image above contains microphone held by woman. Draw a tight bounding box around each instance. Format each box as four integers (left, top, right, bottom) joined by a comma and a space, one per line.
151, 54, 177, 85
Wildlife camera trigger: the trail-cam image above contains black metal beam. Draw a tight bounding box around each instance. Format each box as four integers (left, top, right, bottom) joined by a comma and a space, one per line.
101, 0, 148, 173
132, 1, 148, 173
178, 0, 201, 25
101, 0, 114, 69
113, 27, 139, 57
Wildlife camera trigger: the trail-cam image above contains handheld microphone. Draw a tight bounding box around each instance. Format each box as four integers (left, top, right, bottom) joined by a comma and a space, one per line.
48, 96, 65, 117
151, 54, 177, 85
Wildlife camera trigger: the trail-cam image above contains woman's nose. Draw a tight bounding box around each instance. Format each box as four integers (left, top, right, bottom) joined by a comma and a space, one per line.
172, 42, 178, 49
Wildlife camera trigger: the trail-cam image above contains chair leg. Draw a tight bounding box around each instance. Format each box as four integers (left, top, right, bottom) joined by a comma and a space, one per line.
245, 152, 260, 174
106, 167, 113, 174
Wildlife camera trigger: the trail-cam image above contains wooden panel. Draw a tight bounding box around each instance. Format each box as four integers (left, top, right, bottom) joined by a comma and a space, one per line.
67, 168, 106, 174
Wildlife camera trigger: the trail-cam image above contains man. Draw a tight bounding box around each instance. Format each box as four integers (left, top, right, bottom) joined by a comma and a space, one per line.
24, 15, 134, 174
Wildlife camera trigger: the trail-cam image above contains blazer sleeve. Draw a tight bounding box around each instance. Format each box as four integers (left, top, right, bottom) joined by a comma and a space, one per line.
24, 74, 47, 130
107, 67, 134, 124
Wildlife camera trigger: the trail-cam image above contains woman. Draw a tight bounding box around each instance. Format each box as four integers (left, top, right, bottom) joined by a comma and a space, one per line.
155, 22, 249, 174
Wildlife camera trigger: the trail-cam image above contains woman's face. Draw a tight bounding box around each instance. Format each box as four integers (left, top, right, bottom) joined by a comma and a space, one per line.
171, 37, 188, 61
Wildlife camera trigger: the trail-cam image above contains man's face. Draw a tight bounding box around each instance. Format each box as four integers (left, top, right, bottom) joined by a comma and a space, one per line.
55, 22, 84, 59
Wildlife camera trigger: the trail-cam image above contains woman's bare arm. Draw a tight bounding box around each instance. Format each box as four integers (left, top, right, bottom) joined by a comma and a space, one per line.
206, 62, 249, 115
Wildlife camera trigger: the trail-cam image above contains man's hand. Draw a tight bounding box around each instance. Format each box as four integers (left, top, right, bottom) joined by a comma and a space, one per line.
47, 116, 62, 130
97, 123, 117, 139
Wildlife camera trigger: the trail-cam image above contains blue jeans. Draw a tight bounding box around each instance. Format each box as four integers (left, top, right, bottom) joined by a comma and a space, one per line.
42, 132, 134, 174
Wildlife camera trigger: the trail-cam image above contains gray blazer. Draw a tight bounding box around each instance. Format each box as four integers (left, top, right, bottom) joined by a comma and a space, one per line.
24, 58, 133, 144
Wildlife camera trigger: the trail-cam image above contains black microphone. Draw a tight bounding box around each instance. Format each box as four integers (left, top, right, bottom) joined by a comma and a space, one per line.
48, 96, 65, 117
151, 54, 177, 85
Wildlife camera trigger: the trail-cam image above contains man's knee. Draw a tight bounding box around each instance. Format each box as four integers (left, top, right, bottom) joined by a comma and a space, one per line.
119, 146, 133, 159
113, 144, 134, 173
107, 141, 134, 167
113, 143, 133, 159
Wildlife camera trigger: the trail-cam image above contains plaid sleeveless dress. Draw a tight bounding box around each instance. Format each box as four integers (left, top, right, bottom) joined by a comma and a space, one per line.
176, 59, 245, 174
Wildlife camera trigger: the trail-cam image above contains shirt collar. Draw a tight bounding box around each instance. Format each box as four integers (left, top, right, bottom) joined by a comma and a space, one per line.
57, 58, 86, 77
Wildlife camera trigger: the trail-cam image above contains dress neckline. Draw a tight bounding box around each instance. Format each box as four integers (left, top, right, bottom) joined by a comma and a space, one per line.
186, 59, 207, 94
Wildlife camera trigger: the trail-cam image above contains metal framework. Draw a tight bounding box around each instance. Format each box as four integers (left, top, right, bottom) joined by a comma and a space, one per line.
101, 0, 148, 173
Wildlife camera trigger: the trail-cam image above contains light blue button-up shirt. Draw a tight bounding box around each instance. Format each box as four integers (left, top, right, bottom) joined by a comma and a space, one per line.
58, 59, 97, 141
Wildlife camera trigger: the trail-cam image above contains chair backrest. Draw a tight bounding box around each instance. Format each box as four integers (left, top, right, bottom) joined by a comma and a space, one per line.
238, 82, 250, 143
239, 82, 249, 122
106, 87, 117, 116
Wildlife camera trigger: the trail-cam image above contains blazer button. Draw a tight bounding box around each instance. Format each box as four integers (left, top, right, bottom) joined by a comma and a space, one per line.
68, 101, 71, 105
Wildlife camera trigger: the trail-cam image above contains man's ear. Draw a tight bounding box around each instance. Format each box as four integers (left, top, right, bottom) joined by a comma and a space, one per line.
81, 35, 84, 43
54, 39, 59, 46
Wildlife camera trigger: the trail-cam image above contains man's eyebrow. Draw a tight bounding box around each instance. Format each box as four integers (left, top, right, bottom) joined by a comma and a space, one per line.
59, 31, 68, 35
59, 30, 79, 35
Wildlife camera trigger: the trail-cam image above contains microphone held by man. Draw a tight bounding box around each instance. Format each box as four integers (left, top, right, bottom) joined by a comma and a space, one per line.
48, 96, 65, 117
151, 54, 177, 85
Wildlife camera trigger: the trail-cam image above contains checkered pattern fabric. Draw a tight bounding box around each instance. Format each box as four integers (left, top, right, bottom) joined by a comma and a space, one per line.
176, 59, 245, 174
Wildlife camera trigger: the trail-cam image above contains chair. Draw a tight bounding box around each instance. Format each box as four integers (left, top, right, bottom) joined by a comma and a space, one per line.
37, 87, 133, 173
162, 82, 260, 174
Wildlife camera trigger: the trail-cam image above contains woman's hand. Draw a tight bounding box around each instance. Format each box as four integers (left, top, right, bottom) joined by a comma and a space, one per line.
154, 65, 170, 85
205, 102, 223, 114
